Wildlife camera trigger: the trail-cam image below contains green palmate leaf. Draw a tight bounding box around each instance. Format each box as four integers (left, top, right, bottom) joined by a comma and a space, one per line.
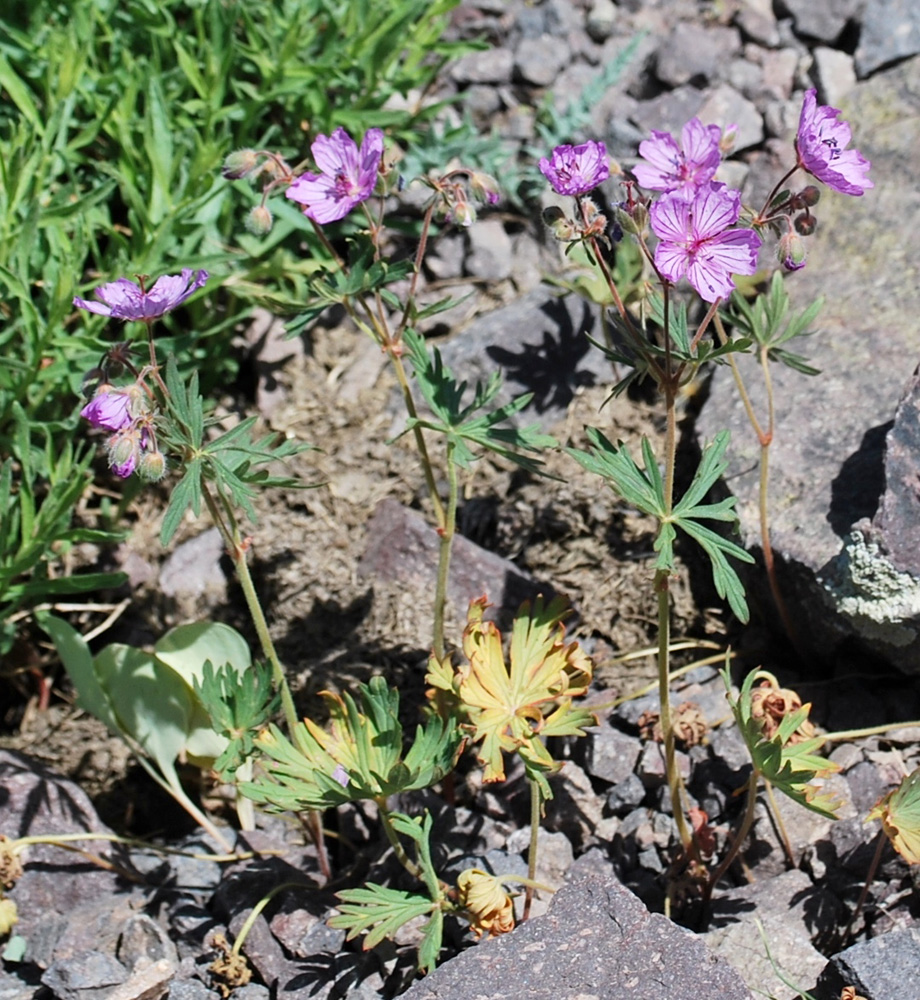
243, 677, 462, 812
194, 659, 278, 779
329, 885, 436, 951
723, 271, 823, 374
389, 811, 441, 901
571, 430, 753, 621
722, 666, 842, 819
402, 327, 556, 473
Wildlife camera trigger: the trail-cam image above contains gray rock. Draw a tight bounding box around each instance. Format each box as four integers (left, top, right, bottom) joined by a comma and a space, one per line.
436, 287, 612, 432
735, 0, 781, 48
359, 498, 556, 628
159, 527, 226, 601
781, 0, 857, 44
465, 218, 514, 282
514, 35, 569, 88
856, 0, 920, 78
166, 980, 220, 1000
706, 869, 839, 999
230, 987, 271, 1000
450, 47, 514, 86
584, 723, 642, 784
399, 856, 754, 1000
630, 86, 707, 138
812, 46, 857, 106
606, 772, 647, 815
0, 751, 139, 969
696, 84, 765, 152
655, 23, 742, 88
818, 927, 920, 1000
696, 59, 920, 673
41, 952, 128, 1000
760, 47, 802, 100
870, 369, 920, 576
586, 0, 617, 43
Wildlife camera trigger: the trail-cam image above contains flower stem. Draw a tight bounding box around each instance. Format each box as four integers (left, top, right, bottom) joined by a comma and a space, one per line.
702, 772, 759, 917
522, 777, 542, 922
432, 444, 458, 660
200, 482, 298, 735
375, 798, 425, 882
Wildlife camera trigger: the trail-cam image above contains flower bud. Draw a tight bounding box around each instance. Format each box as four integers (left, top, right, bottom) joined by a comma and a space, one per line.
222, 149, 260, 180
614, 201, 648, 237
245, 205, 274, 235
470, 171, 500, 205
794, 212, 817, 236
720, 123, 739, 155
798, 185, 821, 207
452, 200, 477, 227
137, 449, 167, 482
542, 206, 577, 242
777, 231, 807, 271
107, 429, 138, 470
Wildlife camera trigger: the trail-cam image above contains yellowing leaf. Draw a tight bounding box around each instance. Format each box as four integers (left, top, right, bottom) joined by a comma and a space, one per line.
867, 767, 920, 865
454, 595, 595, 786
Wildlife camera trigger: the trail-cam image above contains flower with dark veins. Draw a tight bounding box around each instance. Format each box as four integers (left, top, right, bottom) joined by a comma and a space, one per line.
633, 118, 723, 197
286, 127, 384, 224
795, 89, 872, 196
539, 140, 610, 197
650, 182, 761, 303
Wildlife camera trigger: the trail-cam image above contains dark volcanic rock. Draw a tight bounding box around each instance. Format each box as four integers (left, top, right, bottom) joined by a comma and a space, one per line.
818, 927, 920, 1000
400, 854, 753, 1000
856, 0, 920, 77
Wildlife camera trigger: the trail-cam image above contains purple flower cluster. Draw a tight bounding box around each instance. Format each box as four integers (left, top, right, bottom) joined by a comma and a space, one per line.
631, 117, 760, 300
286, 127, 384, 224
540, 88, 871, 299
80, 383, 163, 480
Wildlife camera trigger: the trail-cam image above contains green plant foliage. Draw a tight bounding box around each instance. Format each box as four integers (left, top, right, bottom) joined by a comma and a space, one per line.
243, 677, 463, 812
0, 0, 473, 647
330, 810, 445, 972
570, 430, 754, 621
40, 615, 252, 844
723, 271, 823, 376
194, 660, 279, 780
158, 356, 314, 545
722, 666, 842, 819
0, 406, 125, 654
401, 328, 557, 473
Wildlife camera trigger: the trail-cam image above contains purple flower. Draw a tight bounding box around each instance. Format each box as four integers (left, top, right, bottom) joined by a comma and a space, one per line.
285, 127, 384, 224
74, 269, 209, 321
650, 183, 762, 303
539, 140, 609, 196
795, 89, 872, 196
633, 118, 722, 197
80, 385, 135, 432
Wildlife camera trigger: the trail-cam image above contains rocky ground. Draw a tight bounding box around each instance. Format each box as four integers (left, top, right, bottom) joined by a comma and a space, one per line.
4, 1, 920, 998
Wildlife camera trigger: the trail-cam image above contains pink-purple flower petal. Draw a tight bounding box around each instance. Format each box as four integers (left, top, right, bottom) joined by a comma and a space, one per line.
795, 89, 872, 196
73, 269, 209, 321
633, 118, 722, 196
650, 182, 761, 303
286, 126, 384, 224
539, 141, 609, 196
